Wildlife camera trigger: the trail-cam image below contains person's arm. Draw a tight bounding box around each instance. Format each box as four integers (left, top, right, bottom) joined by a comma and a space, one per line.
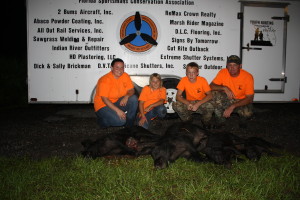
223, 94, 254, 118
144, 99, 165, 112
176, 89, 190, 105
101, 96, 126, 120
191, 91, 212, 111
138, 101, 147, 126
210, 82, 235, 100
120, 88, 135, 106
176, 89, 194, 110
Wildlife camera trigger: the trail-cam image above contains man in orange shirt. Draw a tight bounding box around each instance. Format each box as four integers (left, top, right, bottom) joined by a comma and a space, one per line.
94, 58, 138, 128
210, 55, 254, 128
172, 62, 214, 128
137, 73, 167, 129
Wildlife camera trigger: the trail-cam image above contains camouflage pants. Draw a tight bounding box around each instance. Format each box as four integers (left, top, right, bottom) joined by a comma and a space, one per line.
211, 91, 254, 124
172, 100, 214, 125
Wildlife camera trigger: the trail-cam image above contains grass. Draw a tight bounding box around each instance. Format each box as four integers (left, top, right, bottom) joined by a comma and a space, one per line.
1, 154, 299, 200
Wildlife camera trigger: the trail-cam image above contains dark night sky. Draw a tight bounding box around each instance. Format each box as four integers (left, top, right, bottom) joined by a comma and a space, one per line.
2, 1, 27, 59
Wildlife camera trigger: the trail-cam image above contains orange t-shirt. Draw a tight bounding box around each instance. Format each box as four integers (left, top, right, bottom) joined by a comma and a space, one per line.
138, 86, 166, 112
177, 76, 211, 101
212, 68, 254, 99
94, 71, 134, 111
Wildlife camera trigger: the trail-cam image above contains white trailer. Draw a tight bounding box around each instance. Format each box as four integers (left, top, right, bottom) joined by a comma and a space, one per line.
27, 0, 300, 113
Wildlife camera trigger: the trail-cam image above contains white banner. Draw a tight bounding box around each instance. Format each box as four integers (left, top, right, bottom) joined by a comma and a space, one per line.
27, 0, 241, 102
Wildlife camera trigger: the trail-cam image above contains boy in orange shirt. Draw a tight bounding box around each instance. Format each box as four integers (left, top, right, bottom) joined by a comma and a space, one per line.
210, 55, 254, 128
137, 73, 167, 129
172, 62, 214, 128
94, 58, 138, 128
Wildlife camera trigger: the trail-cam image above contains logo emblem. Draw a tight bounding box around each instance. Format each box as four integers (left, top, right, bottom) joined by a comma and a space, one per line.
119, 12, 158, 53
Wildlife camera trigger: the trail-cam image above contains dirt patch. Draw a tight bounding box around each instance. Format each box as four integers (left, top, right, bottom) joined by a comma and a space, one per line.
0, 103, 299, 159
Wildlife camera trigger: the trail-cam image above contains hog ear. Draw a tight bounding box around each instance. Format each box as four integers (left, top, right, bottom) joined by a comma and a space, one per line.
81, 139, 93, 148
154, 157, 168, 169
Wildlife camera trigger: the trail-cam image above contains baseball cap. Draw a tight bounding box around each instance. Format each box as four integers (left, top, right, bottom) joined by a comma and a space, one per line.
227, 55, 241, 65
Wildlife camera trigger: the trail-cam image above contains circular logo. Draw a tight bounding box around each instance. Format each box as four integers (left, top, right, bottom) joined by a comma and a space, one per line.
119, 12, 158, 53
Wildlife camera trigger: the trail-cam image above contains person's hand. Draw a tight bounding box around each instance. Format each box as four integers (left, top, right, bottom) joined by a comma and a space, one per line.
120, 96, 129, 106
187, 103, 194, 111
139, 116, 147, 126
223, 105, 235, 118
191, 103, 200, 111
116, 109, 126, 120
223, 87, 235, 100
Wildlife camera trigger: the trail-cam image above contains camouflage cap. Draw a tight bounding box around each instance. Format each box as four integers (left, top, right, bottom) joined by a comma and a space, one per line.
227, 55, 241, 65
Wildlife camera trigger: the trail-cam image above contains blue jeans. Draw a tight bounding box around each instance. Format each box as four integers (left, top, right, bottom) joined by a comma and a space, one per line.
95, 95, 138, 128
136, 105, 167, 129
